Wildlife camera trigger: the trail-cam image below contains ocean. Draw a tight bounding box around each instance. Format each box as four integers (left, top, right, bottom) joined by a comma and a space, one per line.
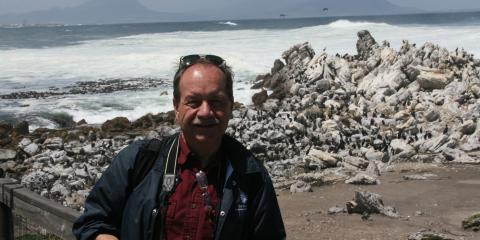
1, 11, 480, 129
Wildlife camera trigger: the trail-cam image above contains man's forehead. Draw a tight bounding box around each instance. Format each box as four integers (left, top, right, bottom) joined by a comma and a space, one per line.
182, 63, 225, 78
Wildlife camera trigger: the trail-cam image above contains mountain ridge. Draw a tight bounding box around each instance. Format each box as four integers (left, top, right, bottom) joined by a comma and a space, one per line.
0, 0, 421, 25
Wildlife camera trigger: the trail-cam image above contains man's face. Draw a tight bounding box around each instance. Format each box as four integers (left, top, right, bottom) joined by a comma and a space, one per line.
174, 63, 232, 155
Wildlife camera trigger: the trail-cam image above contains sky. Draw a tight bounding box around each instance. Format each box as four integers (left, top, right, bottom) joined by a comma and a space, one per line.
1, 0, 480, 15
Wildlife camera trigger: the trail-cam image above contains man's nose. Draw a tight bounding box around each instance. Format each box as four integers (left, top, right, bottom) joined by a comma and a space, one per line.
197, 101, 213, 117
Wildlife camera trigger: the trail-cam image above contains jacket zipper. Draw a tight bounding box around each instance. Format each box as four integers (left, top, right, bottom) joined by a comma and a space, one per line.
150, 208, 160, 240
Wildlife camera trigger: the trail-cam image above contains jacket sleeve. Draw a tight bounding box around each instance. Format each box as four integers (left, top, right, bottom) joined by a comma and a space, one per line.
72, 141, 142, 240
251, 168, 286, 240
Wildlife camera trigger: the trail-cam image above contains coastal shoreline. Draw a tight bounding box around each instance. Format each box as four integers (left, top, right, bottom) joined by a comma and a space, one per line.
1, 29, 480, 238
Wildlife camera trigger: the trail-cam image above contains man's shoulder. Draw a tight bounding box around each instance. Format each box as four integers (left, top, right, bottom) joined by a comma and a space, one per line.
222, 134, 266, 176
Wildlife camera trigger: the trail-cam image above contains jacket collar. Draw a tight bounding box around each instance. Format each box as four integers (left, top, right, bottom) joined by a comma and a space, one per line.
221, 134, 262, 176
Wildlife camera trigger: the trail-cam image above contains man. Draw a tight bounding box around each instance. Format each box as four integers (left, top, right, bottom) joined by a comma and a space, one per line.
73, 55, 286, 240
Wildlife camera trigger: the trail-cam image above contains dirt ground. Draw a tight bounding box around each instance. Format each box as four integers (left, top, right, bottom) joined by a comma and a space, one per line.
277, 163, 480, 240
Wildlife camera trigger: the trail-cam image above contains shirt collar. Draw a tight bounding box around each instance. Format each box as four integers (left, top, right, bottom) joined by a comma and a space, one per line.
178, 133, 191, 165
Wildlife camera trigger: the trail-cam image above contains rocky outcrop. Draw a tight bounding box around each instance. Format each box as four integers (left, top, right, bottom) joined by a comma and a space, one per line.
1, 30, 480, 211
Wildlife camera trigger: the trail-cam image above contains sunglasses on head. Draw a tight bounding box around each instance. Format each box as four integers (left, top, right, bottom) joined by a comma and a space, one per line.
179, 54, 226, 68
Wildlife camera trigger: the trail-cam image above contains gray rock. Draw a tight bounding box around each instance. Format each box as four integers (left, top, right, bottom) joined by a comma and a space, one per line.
43, 137, 64, 150
307, 149, 340, 168
290, 180, 313, 193
365, 161, 381, 177
345, 173, 379, 185
408, 229, 456, 240
50, 183, 70, 198
252, 90, 268, 106
365, 150, 384, 162
23, 143, 40, 156
0, 148, 16, 162
356, 30, 378, 60
390, 139, 416, 158
342, 156, 369, 170
460, 120, 476, 135
346, 191, 399, 218
328, 206, 346, 215
416, 69, 451, 90
442, 148, 477, 163
425, 110, 440, 122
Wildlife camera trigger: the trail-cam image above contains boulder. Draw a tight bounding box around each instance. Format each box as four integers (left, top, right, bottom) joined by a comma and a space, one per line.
102, 117, 131, 132
416, 69, 451, 90
271, 59, 285, 74
252, 90, 268, 106
346, 191, 398, 218
0, 149, 16, 162
0, 122, 13, 135
23, 143, 40, 156
13, 121, 29, 135
460, 120, 476, 135
356, 30, 378, 60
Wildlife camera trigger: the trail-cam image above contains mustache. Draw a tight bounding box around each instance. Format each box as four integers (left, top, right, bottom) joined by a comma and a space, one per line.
192, 117, 220, 126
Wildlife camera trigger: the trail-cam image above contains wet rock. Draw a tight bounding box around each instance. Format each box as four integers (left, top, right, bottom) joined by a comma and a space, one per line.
102, 117, 131, 132
271, 59, 285, 74
252, 90, 268, 106
77, 119, 88, 125
14, 121, 29, 135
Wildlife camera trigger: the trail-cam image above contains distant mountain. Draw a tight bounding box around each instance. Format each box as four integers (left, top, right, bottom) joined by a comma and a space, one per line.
0, 0, 422, 25
0, 0, 192, 25
194, 0, 422, 20
283, 0, 421, 17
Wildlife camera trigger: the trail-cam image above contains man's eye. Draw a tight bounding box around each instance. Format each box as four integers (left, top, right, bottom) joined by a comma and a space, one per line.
209, 100, 224, 108
186, 101, 200, 108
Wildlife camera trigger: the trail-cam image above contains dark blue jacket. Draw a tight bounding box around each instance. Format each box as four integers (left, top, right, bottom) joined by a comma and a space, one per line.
73, 134, 286, 240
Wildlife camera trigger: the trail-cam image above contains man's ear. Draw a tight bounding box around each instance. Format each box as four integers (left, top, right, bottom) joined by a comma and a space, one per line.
173, 98, 178, 110
173, 99, 179, 119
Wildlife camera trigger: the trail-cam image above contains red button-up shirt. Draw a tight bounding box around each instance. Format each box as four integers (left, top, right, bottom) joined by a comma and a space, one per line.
165, 135, 224, 240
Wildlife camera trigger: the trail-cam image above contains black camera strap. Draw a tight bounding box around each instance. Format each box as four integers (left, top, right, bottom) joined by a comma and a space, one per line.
156, 135, 180, 240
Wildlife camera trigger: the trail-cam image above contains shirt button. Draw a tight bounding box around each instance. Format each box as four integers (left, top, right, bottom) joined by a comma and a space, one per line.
191, 203, 196, 209
220, 211, 226, 217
